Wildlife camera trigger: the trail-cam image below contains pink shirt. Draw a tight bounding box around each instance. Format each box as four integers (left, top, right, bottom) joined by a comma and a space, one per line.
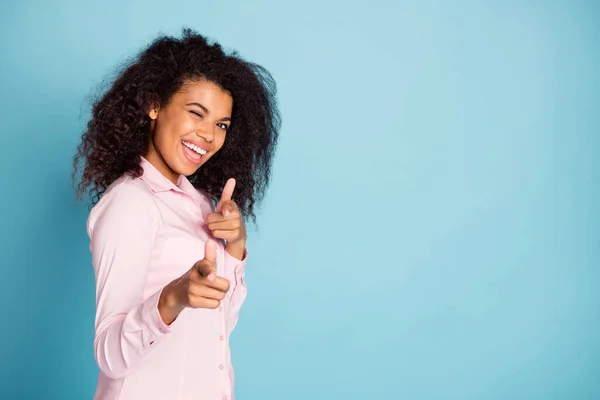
87, 157, 247, 400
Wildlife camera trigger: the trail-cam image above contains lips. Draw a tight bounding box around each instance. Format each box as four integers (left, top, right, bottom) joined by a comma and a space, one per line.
181, 140, 207, 164
182, 140, 208, 155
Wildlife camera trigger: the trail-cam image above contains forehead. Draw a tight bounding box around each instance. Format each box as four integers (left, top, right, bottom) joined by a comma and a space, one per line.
176, 79, 232, 105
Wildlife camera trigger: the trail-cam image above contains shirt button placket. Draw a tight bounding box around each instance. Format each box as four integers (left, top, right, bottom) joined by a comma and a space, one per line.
216, 245, 231, 400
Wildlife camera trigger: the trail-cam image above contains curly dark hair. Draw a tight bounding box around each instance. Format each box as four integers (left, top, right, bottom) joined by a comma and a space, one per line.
73, 28, 281, 224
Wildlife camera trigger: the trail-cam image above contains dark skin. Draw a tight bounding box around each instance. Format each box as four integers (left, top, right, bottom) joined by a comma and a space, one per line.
146, 79, 247, 324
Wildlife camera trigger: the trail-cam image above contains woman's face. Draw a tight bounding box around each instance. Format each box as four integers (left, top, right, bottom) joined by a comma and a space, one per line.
146, 79, 233, 183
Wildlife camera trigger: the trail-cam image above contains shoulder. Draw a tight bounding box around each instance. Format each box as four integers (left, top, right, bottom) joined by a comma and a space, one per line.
87, 174, 161, 236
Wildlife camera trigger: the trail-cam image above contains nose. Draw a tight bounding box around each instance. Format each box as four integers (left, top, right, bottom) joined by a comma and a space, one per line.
195, 126, 214, 143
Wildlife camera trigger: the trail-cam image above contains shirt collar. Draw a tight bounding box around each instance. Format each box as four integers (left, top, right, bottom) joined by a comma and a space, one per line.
139, 156, 202, 201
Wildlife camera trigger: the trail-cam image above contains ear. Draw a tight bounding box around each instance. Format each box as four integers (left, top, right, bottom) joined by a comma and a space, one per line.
148, 105, 159, 120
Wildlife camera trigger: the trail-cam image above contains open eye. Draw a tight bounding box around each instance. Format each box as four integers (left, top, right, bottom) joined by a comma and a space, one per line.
217, 123, 229, 131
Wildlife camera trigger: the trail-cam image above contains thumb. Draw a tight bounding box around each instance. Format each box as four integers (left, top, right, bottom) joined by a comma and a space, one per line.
194, 259, 216, 282
217, 178, 236, 212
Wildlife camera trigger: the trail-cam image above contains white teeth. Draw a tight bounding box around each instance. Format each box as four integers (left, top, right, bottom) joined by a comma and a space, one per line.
183, 141, 207, 155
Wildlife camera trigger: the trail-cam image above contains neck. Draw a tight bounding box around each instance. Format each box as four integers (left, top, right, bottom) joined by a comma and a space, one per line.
145, 142, 179, 185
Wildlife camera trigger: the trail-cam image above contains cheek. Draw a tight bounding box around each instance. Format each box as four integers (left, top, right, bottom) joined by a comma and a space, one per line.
215, 131, 228, 151
154, 119, 184, 147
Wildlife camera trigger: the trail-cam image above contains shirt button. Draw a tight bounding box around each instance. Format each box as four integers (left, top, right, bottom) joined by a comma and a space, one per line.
220, 335, 224, 341
219, 364, 224, 370
222, 396, 228, 400
219, 306, 223, 312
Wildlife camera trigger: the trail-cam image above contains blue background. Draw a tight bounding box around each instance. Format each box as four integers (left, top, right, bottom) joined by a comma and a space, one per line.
1, 1, 599, 398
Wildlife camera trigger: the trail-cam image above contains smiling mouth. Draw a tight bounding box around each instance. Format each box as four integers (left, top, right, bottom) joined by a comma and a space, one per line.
182, 140, 208, 155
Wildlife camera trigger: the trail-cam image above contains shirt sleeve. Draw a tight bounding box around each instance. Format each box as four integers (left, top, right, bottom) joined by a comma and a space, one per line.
222, 248, 248, 336
87, 182, 171, 380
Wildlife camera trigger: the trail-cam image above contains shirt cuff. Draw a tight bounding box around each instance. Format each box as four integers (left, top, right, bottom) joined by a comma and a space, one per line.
224, 247, 247, 271
223, 247, 247, 287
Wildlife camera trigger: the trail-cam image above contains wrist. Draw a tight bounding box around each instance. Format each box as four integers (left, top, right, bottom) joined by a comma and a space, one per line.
226, 239, 246, 260
158, 281, 184, 325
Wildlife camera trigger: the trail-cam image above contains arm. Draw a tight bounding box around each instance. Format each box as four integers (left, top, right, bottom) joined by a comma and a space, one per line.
223, 244, 248, 335
88, 184, 171, 380
206, 178, 248, 335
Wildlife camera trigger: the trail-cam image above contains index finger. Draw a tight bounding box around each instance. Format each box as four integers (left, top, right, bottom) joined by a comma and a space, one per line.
194, 266, 230, 292
208, 276, 230, 293
220, 178, 236, 203
204, 239, 217, 265
194, 259, 216, 282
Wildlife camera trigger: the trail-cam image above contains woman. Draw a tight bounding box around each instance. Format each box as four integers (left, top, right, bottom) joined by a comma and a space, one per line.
73, 28, 280, 399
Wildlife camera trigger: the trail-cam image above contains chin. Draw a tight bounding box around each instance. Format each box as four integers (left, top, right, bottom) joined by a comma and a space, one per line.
177, 162, 201, 177
170, 149, 201, 177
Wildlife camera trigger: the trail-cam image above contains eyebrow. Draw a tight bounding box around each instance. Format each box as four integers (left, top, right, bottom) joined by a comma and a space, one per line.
187, 102, 231, 121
